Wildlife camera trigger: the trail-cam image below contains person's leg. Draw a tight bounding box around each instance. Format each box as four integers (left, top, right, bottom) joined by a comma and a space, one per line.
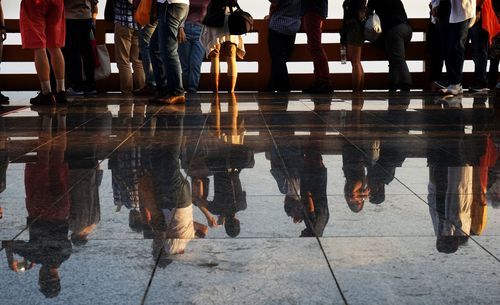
209, 44, 221, 93
445, 20, 469, 86
302, 11, 330, 89
469, 20, 489, 89
347, 44, 364, 93
63, 19, 83, 92
34, 48, 52, 93
187, 23, 205, 92
114, 23, 133, 93
268, 29, 291, 92
489, 58, 499, 88
130, 29, 145, 91
383, 23, 412, 91
79, 19, 96, 92
224, 42, 238, 93
45, 0, 66, 97
149, 20, 166, 93
162, 3, 189, 97
138, 23, 157, 87
178, 24, 193, 91
0, 33, 7, 102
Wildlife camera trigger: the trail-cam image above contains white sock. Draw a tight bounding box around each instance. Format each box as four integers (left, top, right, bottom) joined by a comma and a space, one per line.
41, 81, 51, 94
56, 79, 65, 92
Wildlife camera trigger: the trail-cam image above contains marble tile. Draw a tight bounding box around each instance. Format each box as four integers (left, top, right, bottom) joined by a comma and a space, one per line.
144, 238, 345, 305
321, 237, 500, 305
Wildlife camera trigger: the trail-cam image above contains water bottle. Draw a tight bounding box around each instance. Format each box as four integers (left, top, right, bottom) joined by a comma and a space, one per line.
340, 45, 347, 64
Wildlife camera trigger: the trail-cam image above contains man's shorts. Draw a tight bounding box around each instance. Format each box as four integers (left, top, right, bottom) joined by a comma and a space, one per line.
20, 0, 65, 49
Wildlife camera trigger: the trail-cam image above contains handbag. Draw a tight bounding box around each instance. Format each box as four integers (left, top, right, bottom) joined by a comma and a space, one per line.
202, 0, 227, 28
364, 13, 382, 42
134, 0, 152, 26
228, 2, 253, 35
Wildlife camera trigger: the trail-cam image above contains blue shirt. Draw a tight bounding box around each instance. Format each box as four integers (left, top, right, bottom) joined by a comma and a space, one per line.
269, 0, 302, 35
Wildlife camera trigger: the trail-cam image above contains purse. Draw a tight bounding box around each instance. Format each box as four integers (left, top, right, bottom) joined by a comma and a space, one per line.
364, 13, 382, 42
228, 2, 253, 35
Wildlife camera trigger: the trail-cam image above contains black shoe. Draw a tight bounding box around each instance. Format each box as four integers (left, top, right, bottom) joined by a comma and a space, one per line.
0, 92, 9, 105
54, 91, 68, 104
30, 92, 55, 105
302, 83, 334, 94
83, 84, 97, 95
133, 84, 156, 97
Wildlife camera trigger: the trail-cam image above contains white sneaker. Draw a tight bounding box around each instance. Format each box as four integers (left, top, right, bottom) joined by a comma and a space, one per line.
440, 84, 463, 96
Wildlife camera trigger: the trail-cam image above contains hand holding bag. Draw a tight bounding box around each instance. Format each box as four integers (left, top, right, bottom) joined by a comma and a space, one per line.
228, 2, 253, 35
364, 13, 382, 42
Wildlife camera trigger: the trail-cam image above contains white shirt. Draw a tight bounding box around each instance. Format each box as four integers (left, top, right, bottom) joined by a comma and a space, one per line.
432, 0, 476, 24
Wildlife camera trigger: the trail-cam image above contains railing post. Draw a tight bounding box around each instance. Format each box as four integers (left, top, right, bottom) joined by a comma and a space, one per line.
255, 21, 271, 92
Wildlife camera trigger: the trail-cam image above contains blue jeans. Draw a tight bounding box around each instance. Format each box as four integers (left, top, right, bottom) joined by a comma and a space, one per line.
178, 22, 205, 92
138, 22, 157, 86
149, 18, 165, 89
158, 3, 189, 96
383, 23, 412, 91
468, 20, 489, 86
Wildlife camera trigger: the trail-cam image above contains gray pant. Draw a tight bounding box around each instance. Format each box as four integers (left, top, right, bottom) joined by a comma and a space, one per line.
383, 22, 412, 91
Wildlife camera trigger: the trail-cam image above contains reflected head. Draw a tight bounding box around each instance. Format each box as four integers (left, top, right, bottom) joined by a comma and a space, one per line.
225, 216, 240, 238
39, 266, 61, 298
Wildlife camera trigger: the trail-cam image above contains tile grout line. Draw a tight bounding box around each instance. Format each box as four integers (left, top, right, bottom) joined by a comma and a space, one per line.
257, 96, 350, 305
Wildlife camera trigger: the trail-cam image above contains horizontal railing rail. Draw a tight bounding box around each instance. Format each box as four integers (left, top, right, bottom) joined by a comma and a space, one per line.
0, 19, 475, 91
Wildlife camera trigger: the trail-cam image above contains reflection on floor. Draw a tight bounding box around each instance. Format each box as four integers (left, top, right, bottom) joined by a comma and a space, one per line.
0, 92, 499, 305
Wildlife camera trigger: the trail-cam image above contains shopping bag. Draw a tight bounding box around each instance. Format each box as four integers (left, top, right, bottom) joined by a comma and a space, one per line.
94, 45, 111, 80
364, 13, 382, 42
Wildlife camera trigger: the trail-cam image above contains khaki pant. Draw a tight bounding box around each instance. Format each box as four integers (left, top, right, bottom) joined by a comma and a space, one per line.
114, 23, 145, 93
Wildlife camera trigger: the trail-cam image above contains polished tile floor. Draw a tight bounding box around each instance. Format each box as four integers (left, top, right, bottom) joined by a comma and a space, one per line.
0, 91, 499, 305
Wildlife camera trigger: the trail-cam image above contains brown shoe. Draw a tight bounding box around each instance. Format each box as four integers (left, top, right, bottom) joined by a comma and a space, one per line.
158, 95, 186, 105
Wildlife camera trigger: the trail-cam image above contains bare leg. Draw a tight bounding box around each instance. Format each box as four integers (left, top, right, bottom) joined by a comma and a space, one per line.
34, 48, 51, 92
47, 48, 65, 81
348, 45, 364, 94
209, 49, 220, 93
227, 54, 237, 93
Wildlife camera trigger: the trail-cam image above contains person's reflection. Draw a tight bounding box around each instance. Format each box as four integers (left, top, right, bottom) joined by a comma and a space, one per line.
424, 97, 497, 253
138, 104, 206, 265
341, 97, 376, 212
470, 97, 498, 235
262, 97, 329, 237
108, 103, 143, 233
66, 105, 111, 245
0, 114, 8, 219
2, 107, 71, 298
366, 96, 409, 204
192, 94, 253, 237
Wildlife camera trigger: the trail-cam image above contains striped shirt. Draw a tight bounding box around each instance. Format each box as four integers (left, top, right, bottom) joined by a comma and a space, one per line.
114, 0, 139, 30
269, 0, 302, 36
